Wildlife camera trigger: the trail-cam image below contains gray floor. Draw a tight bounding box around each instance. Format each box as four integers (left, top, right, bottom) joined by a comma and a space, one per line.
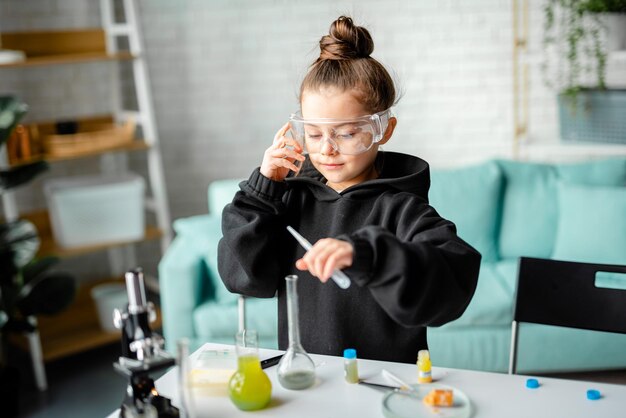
17, 342, 131, 418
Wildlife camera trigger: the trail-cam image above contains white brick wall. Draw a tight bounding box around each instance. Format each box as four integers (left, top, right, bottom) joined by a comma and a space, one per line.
2, 0, 626, 277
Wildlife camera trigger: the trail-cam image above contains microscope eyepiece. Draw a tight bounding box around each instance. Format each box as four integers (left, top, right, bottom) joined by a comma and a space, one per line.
125, 268, 147, 313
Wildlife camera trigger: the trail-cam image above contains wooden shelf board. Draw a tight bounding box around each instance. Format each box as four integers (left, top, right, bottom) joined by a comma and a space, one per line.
9, 115, 149, 166
21, 210, 163, 259
12, 277, 162, 362
10, 140, 151, 167
0, 51, 135, 68
0, 29, 134, 68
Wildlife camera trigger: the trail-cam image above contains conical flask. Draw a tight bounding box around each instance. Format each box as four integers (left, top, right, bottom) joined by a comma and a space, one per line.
277, 274, 316, 390
228, 330, 272, 410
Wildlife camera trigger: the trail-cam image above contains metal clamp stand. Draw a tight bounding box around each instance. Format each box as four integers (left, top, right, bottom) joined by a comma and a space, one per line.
113, 268, 179, 418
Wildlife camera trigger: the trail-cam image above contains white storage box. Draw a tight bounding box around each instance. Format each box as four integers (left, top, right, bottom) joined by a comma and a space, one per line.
44, 173, 145, 248
90, 283, 128, 332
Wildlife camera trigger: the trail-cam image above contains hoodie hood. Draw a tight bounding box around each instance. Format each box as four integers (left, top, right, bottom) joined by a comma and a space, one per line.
286, 151, 430, 202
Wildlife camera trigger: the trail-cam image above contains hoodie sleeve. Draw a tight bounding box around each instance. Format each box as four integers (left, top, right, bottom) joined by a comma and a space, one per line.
217, 168, 289, 298
339, 202, 481, 328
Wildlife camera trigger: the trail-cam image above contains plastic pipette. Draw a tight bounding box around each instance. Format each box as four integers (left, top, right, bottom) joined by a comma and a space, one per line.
382, 369, 416, 392
286, 226, 351, 289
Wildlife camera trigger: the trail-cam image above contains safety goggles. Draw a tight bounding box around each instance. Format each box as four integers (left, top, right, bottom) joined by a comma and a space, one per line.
288, 109, 391, 156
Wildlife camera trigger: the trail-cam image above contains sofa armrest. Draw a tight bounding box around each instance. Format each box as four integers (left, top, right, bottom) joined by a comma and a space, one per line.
158, 214, 222, 351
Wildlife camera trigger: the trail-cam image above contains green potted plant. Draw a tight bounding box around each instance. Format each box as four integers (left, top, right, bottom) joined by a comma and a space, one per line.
0, 96, 76, 416
542, 0, 626, 143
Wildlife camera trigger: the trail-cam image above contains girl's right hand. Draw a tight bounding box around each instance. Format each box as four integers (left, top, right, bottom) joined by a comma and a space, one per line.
260, 123, 306, 181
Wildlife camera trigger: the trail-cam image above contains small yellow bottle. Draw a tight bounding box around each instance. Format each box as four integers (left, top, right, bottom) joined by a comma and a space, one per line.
417, 349, 432, 383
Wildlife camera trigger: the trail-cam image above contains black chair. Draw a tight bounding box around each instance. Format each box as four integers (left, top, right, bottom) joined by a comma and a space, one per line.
508, 257, 626, 374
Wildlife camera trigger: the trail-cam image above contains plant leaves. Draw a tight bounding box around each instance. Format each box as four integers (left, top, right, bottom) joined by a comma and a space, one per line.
0, 220, 40, 269
0, 95, 28, 146
0, 161, 49, 194
17, 273, 76, 316
22, 256, 60, 284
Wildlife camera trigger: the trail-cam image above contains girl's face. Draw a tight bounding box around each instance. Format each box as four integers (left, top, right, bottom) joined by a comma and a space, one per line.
300, 88, 394, 192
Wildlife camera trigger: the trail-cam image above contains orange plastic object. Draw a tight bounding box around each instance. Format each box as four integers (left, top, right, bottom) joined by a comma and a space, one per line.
423, 389, 454, 407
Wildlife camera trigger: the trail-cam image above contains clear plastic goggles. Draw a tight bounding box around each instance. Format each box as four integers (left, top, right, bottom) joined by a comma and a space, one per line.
288, 109, 391, 156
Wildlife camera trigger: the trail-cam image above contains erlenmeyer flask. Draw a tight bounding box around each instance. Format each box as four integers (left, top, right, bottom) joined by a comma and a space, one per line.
228, 329, 272, 411
277, 274, 316, 390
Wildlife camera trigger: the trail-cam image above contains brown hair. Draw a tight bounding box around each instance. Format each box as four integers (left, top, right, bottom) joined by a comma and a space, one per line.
300, 16, 396, 113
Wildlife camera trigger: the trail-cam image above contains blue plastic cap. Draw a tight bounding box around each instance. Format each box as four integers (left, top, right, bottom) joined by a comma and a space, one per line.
587, 389, 601, 400
526, 378, 540, 389
343, 348, 357, 359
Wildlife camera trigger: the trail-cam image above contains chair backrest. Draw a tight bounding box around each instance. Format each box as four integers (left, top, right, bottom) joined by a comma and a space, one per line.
509, 257, 626, 374
514, 257, 626, 332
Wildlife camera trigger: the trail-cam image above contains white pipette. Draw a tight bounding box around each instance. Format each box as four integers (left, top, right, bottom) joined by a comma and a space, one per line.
286, 226, 351, 289
382, 369, 416, 392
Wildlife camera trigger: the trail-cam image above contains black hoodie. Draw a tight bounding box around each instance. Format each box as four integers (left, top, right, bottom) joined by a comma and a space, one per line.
218, 152, 480, 363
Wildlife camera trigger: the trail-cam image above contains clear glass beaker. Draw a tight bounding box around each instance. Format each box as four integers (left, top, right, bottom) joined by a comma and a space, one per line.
176, 338, 195, 418
228, 329, 272, 411
277, 275, 316, 390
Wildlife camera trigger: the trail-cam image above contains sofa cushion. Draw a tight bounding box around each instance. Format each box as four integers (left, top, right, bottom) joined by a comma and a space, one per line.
208, 179, 243, 216
174, 214, 239, 305
556, 158, 626, 186
173, 214, 215, 237
552, 182, 626, 265
428, 321, 626, 373
515, 323, 626, 373
439, 259, 518, 328
429, 161, 503, 262
193, 297, 278, 341
496, 160, 558, 259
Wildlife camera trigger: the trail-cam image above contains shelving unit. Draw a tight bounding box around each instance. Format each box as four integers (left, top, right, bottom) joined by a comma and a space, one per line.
12, 277, 162, 362
21, 210, 163, 259
8, 114, 146, 164
0, 0, 171, 391
9, 140, 150, 167
0, 28, 134, 66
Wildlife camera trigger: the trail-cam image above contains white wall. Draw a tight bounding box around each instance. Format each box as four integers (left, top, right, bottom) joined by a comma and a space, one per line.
135, 0, 626, 192
1, 0, 625, 275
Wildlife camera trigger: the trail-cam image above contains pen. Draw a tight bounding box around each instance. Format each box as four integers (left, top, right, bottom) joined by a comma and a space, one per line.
358, 380, 400, 391
286, 226, 351, 289
260, 355, 283, 369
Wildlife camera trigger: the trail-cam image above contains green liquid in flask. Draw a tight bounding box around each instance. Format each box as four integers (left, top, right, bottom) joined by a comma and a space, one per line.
228, 354, 272, 411
278, 369, 316, 390
277, 275, 316, 390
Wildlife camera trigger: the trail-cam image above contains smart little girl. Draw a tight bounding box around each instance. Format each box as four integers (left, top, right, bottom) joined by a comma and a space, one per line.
218, 16, 481, 363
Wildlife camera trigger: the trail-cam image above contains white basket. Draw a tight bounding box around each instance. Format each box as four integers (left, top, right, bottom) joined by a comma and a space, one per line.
44, 173, 145, 248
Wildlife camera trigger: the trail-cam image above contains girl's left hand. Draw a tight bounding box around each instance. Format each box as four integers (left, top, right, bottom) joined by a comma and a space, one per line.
295, 238, 353, 283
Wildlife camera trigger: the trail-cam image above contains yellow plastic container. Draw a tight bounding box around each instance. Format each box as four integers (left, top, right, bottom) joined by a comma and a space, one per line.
417, 349, 432, 384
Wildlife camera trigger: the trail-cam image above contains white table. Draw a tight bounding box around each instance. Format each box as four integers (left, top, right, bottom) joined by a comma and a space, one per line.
110, 343, 626, 418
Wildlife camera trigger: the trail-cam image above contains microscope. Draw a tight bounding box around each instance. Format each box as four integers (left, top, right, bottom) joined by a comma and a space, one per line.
113, 268, 179, 418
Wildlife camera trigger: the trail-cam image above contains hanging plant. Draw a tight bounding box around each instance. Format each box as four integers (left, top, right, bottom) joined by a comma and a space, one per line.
542, 0, 626, 102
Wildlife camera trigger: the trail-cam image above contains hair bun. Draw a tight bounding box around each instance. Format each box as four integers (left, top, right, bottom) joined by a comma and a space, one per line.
319, 16, 374, 61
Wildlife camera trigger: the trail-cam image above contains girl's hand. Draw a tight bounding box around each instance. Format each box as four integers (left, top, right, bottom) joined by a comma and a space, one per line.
260, 123, 305, 181
295, 238, 354, 283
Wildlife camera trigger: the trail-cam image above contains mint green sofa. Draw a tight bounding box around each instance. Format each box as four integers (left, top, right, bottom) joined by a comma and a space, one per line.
158, 180, 277, 352
159, 157, 626, 373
